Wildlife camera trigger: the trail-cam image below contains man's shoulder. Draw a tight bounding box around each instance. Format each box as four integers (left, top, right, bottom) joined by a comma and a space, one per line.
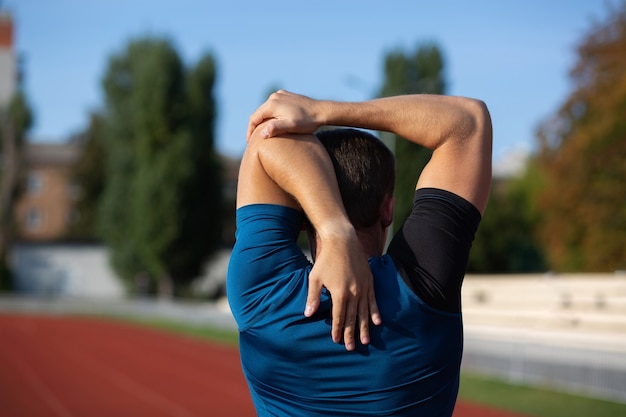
236, 204, 304, 233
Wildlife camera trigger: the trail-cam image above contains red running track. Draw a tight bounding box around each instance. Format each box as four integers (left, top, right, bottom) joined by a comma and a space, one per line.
0, 313, 531, 417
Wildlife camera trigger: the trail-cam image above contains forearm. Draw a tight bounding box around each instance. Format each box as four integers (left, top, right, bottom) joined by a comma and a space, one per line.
254, 132, 354, 241
315, 94, 492, 213
315, 94, 490, 151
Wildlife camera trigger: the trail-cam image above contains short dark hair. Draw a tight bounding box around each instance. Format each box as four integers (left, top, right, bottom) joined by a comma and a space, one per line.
315, 128, 395, 229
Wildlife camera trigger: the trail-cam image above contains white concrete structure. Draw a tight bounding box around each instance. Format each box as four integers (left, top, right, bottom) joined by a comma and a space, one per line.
10, 244, 125, 298
462, 273, 626, 403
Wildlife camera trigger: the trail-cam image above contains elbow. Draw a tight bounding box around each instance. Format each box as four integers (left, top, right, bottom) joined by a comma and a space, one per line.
465, 98, 491, 135
461, 98, 493, 154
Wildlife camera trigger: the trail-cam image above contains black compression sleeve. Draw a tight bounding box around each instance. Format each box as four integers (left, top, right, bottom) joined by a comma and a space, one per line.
387, 188, 481, 313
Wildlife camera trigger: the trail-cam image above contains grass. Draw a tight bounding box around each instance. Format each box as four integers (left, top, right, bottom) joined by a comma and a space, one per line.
109, 315, 240, 346
115, 316, 626, 417
459, 373, 626, 417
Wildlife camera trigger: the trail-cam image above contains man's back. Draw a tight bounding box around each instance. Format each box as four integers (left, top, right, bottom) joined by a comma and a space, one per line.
227, 190, 479, 416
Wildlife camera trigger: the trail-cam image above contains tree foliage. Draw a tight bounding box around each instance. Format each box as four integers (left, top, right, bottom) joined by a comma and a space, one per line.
534, 3, 626, 271
468, 164, 547, 273
99, 37, 222, 294
0, 89, 33, 290
169, 54, 223, 282
67, 112, 106, 240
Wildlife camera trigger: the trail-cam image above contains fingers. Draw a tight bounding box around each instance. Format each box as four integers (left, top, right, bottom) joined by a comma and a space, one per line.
357, 296, 370, 346
305, 278, 323, 318
259, 120, 283, 139
247, 90, 318, 142
330, 293, 355, 351
246, 115, 263, 142
332, 289, 382, 352
247, 110, 272, 142
246, 90, 288, 141
246, 118, 285, 144
359, 287, 382, 345
313, 282, 380, 351
246, 115, 284, 143
368, 287, 382, 326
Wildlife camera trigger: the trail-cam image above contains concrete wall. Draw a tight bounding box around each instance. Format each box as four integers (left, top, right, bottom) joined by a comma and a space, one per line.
462, 273, 626, 403
10, 244, 125, 298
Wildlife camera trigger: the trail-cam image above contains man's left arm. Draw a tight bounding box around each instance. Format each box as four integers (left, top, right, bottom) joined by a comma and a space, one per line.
237, 123, 380, 351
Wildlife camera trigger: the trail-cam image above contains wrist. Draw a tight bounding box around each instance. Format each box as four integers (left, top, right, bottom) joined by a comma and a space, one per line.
316, 217, 357, 244
313, 100, 338, 126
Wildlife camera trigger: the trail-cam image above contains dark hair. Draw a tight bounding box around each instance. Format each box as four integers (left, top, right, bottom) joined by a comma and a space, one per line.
315, 128, 395, 229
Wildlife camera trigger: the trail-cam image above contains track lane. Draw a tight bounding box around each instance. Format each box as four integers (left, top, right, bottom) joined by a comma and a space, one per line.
0, 313, 531, 417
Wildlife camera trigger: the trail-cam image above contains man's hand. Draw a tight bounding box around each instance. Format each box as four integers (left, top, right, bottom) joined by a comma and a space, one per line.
247, 90, 322, 141
306, 226, 381, 351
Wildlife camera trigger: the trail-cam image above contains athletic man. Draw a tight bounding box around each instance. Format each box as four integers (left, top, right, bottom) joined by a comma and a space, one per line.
227, 90, 492, 416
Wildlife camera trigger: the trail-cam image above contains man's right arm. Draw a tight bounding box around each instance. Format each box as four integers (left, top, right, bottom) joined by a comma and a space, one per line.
239, 124, 379, 351
250, 91, 492, 214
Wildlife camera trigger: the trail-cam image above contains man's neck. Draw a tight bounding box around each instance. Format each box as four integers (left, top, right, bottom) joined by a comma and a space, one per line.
356, 227, 385, 258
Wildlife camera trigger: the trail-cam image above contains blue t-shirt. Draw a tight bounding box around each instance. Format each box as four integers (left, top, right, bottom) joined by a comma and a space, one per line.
227, 189, 479, 416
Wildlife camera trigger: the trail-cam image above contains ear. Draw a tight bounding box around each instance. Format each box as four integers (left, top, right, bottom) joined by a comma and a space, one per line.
380, 193, 394, 228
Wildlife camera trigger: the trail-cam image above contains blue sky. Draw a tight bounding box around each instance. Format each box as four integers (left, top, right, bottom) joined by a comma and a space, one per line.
7, 0, 612, 165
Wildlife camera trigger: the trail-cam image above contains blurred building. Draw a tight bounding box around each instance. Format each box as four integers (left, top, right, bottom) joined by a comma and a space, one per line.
14, 143, 81, 241
13, 142, 241, 244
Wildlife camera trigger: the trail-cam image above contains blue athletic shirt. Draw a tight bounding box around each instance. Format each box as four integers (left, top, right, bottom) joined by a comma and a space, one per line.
227, 188, 481, 416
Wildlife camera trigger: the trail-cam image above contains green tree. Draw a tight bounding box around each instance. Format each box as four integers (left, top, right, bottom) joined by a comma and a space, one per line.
0, 90, 33, 291
468, 163, 547, 273
100, 37, 222, 295
99, 40, 146, 291
534, 3, 626, 271
166, 54, 223, 285
377, 43, 446, 229
67, 112, 106, 240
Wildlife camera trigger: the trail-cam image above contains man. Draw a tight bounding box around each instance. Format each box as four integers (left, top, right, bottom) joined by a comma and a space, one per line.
227, 90, 492, 416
